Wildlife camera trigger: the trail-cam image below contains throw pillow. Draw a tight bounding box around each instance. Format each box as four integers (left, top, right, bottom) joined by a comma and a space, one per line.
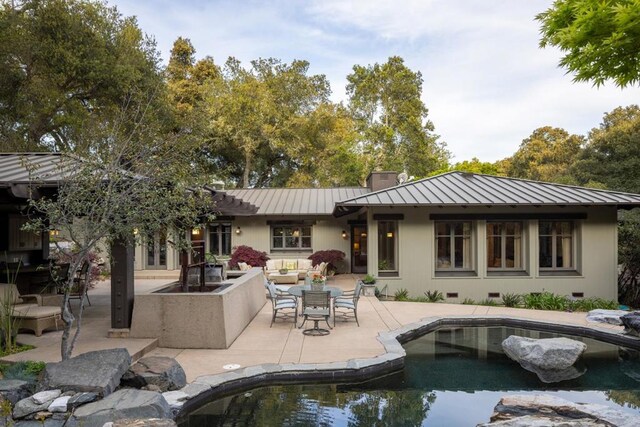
285, 260, 297, 270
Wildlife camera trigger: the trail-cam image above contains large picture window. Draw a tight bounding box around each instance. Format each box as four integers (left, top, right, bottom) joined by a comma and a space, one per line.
271, 225, 312, 250
487, 222, 524, 270
209, 223, 232, 257
539, 221, 573, 270
378, 221, 398, 276
436, 222, 472, 271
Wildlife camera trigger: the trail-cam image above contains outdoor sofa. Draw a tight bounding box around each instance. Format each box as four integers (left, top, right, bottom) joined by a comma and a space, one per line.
0, 283, 62, 336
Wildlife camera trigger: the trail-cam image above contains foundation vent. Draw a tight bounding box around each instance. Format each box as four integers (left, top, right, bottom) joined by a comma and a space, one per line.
571, 292, 584, 298
446, 293, 458, 298
488, 292, 500, 298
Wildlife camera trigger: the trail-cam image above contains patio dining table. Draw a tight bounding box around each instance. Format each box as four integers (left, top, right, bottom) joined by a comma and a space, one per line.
287, 284, 343, 298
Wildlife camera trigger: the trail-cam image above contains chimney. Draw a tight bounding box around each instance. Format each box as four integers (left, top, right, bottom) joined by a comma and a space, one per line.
366, 171, 398, 192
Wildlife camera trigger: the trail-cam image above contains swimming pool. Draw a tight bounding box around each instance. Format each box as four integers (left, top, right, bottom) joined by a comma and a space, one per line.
178, 326, 640, 426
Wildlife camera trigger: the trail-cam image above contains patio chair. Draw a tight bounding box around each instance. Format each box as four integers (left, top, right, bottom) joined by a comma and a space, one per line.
0, 283, 61, 337
266, 281, 297, 327
69, 261, 91, 306
299, 290, 332, 336
29, 263, 70, 294
333, 280, 363, 327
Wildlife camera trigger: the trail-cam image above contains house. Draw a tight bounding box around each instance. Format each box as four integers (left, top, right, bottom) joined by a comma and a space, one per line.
182, 171, 640, 301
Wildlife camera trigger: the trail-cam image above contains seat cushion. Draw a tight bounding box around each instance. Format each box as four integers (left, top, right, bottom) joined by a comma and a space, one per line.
297, 259, 312, 270
13, 305, 61, 319
284, 260, 298, 270
335, 300, 356, 309
275, 300, 296, 309
303, 308, 330, 316
266, 260, 283, 270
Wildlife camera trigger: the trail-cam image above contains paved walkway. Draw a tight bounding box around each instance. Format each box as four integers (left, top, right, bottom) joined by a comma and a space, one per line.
1, 275, 624, 382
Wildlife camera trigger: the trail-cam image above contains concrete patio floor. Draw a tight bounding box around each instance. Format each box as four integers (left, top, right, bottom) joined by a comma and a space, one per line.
1, 275, 625, 382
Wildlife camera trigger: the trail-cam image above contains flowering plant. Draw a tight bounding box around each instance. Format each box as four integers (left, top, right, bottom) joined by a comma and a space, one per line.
310, 273, 326, 285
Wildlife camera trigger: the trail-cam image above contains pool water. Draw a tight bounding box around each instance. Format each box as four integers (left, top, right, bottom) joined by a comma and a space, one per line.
178, 326, 640, 426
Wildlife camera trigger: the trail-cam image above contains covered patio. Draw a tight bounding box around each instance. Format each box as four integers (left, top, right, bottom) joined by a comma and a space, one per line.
0, 274, 625, 382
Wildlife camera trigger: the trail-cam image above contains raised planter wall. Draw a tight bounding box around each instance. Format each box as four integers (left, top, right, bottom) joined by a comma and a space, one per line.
130, 268, 266, 348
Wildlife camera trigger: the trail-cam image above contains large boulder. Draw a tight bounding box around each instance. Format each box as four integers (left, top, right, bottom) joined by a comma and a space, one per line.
71, 389, 171, 426
502, 336, 586, 370
479, 394, 640, 426
586, 309, 627, 326
41, 348, 131, 397
0, 379, 32, 405
621, 312, 640, 337
502, 336, 587, 383
120, 357, 186, 392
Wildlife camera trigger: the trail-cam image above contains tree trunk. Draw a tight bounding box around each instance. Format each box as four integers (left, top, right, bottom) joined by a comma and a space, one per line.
243, 150, 252, 188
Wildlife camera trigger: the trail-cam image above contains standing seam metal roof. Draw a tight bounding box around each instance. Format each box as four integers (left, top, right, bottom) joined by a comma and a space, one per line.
334, 172, 640, 208
226, 187, 370, 215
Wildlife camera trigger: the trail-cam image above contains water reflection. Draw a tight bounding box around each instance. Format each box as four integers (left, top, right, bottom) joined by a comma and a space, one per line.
179, 327, 640, 426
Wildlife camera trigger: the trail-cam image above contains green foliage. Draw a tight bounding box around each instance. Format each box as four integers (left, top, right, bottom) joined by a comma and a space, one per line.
501, 293, 522, 308
394, 288, 409, 301
478, 298, 498, 307
347, 56, 449, 178
0, 361, 45, 382
461, 298, 476, 305
430, 158, 505, 177
505, 126, 583, 183
619, 209, 640, 307
0, 0, 166, 151
424, 290, 444, 302
362, 274, 376, 285
572, 106, 640, 193
523, 292, 570, 311
0, 286, 20, 354
537, 0, 640, 87
569, 297, 619, 312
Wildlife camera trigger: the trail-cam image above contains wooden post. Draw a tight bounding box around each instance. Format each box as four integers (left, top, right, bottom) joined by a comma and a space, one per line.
110, 238, 134, 330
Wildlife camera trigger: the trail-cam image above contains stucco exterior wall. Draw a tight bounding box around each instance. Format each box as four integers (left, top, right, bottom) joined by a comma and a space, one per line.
230, 215, 354, 272
130, 268, 266, 348
366, 206, 618, 301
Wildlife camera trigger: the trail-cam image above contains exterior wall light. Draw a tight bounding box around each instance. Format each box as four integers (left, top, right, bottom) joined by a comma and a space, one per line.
191, 228, 201, 237
235, 226, 241, 235
341, 230, 348, 239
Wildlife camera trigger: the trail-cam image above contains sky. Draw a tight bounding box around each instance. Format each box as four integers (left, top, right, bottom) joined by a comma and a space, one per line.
111, 0, 640, 162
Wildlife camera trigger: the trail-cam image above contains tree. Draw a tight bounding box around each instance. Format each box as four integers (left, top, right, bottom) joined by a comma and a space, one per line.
618, 209, 640, 307
572, 105, 640, 192
506, 126, 584, 183
203, 57, 362, 188
347, 56, 449, 177
430, 157, 506, 177
24, 102, 215, 360
537, 0, 640, 87
0, 0, 166, 151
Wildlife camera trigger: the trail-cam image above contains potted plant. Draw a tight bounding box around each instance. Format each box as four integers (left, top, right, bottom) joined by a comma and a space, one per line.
278, 268, 289, 275
310, 273, 326, 290
361, 274, 377, 296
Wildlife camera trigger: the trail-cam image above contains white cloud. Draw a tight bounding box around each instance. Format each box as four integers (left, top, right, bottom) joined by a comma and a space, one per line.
111, 0, 640, 162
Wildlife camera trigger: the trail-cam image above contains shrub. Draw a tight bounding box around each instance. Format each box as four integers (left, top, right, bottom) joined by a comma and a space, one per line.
523, 292, 569, 311
424, 290, 444, 302
569, 297, 619, 312
394, 288, 409, 301
362, 274, 376, 285
461, 298, 476, 305
502, 293, 522, 308
0, 360, 44, 382
478, 298, 498, 306
229, 245, 269, 269
308, 250, 346, 273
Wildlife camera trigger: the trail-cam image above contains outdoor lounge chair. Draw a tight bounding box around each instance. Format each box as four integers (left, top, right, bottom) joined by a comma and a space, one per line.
299, 290, 332, 336
0, 283, 61, 337
333, 280, 363, 327
266, 281, 297, 327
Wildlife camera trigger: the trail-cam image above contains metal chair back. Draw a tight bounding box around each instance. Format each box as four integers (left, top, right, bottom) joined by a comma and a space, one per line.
301, 290, 330, 312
